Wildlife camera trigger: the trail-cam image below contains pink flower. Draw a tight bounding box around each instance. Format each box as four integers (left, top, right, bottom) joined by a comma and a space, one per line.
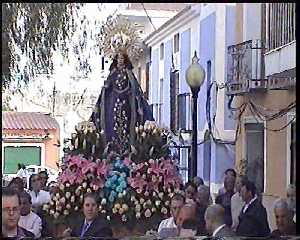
123, 157, 132, 167
148, 159, 163, 175
91, 178, 105, 189
128, 175, 147, 191
68, 155, 85, 168
82, 161, 97, 174
96, 160, 110, 177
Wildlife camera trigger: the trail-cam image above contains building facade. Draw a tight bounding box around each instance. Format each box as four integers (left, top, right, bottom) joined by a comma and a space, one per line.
145, 3, 237, 193
226, 3, 296, 230
2, 112, 60, 174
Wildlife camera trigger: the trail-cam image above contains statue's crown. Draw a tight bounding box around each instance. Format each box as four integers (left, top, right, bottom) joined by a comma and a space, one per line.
100, 15, 144, 61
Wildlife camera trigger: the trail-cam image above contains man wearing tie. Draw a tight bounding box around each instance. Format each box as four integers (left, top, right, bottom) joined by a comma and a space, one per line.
63, 192, 112, 238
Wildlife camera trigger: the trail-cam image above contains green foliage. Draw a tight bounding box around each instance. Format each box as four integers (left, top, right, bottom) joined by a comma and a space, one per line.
2, 3, 100, 89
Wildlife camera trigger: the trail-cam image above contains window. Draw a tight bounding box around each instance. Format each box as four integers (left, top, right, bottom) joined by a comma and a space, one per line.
170, 71, 179, 131
174, 33, 180, 53
159, 78, 164, 124
178, 93, 191, 130
160, 43, 164, 60
266, 3, 295, 51
101, 57, 105, 70
178, 147, 190, 183
245, 123, 264, 193
290, 121, 296, 185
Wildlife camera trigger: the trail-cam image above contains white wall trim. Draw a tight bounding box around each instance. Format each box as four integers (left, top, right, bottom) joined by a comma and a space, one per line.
286, 112, 296, 187
2, 142, 46, 173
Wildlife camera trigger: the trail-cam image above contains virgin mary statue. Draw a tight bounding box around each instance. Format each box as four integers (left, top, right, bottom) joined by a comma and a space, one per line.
90, 16, 154, 151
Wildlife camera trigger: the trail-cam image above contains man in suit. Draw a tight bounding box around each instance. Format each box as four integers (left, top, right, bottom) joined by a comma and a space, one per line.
204, 204, 236, 237
236, 179, 270, 237
63, 192, 113, 238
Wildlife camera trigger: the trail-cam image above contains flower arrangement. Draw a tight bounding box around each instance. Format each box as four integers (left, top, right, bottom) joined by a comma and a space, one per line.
44, 121, 183, 230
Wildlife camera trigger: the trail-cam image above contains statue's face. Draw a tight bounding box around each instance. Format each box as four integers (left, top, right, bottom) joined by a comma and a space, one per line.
117, 54, 125, 67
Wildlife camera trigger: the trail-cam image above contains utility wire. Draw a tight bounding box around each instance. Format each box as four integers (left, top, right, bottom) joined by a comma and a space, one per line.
141, 3, 157, 31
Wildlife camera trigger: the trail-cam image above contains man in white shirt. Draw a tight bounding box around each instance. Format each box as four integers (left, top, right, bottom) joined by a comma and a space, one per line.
231, 175, 247, 231
28, 174, 51, 214
204, 204, 236, 237
18, 191, 42, 238
157, 193, 185, 235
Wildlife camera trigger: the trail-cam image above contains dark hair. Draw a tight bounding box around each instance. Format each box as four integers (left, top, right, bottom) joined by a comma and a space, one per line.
193, 177, 204, 185
9, 177, 24, 188
225, 168, 237, 178
184, 181, 197, 191
17, 163, 22, 169
2, 187, 21, 204
39, 170, 48, 178
109, 53, 133, 71
171, 193, 185, 203
241, 179, 256, 196
19, 191, 32, 204
181, 219, 198, 231
29, 174, 39, 191
83, 192, 99, 204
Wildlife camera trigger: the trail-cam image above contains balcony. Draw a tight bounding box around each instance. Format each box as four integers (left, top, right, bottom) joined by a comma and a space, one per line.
267, 68, 296, 90
226, 39, 268, 96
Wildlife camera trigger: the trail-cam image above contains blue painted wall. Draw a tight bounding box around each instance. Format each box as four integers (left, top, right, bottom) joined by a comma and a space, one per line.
199, 13, 216, 132
224, 6, 236, 130
151, 48, 159, 106
163, 40, 173, 127
215, 144, 235, 182
179, 29, 191, 94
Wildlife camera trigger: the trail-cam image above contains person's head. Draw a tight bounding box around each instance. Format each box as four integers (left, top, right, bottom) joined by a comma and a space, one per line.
224, 175, 235, 192
83, 192, 99, 221
286, 184, 296, 210
184, 181, 197, 200
176, 203, 197, 229
204, 204, 226, 235
29, 174, 42, 192
8, 177, 24, 193
39, 171, 49, 187
48, 181, 59, 195
195, 185, 210, 207
170, 193, 185, 220
193, 177, 204, 188
235, 175, 248, 193
240, 179, 256, 203
180, 219, 198, 237
21, 164, 26, 169
17, 163, 22, 170
225, 168, 237, 179
274, 198, 295, 234
110, 53, 133, 71
19, 191, 32, 216
2, 187, 21, 232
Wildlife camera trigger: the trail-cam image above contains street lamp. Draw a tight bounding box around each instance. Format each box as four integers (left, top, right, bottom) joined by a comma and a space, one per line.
185, 51, 205, 179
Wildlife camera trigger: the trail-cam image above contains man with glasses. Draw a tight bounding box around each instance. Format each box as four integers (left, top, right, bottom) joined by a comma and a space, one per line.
2, 187, 34, 238
158, 193, 185, 236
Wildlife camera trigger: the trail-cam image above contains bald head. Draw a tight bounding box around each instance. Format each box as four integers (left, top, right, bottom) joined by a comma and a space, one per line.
204, 204, 225, 234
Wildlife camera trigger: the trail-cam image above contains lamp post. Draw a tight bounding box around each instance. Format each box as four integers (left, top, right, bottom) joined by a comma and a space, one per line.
185, 51, 205, 179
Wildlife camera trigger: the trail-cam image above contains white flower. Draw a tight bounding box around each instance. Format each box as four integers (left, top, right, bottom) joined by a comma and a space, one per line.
149, 159, 154, 164
146, 200, 152, 205
107, 216, 111, 221
66, 183, 70, 188
59, 184, 65, 191
71, 196, 76, 203
63, 210, 69, 216
75, 206, 79, 211
155, 200, 161, 207
151, 207, 156, 213
50, 201, 55, 206
98, 205, 102, 211
142, 174, 146, 179
118, 193, 123, 198
50, 210, 55, 215
87, 188, 92, 193
140, 198, 145, 204
101, 210, 106, 214
158, 192, 164, 199
168, 193, 174, 198
143, 202, 147, 208
135, 204, 141, 212
122, 204, 128, 211
75, 190, 81, 196
54, 212, 60, 219
82, 182, 88, 188
101, 198, 107, 205
161, 207, 168, 215
55, 193, 60, 198
122, 215, 127, 222
145, 209, 152, 218
144, 191, 149, 197
56, 205, 62, 212
136, 212, 141, 219
168, 188, 172, 193
112, 208, 117, 214
137, 188, 142, 194
66, 204, 71, 209
119, 208, 124, 215
131, 196, 136, 202
66, 192, 71, 199
152, 192, 157, 197
165, 201, 170, 206
43, 204, 49, 211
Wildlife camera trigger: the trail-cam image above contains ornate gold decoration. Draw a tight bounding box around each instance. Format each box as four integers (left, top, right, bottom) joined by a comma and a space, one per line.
236, 158, 248, 176
100, 15, 144, 61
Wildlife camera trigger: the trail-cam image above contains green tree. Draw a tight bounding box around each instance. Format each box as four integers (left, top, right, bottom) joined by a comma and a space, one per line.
2, 3, 101, 89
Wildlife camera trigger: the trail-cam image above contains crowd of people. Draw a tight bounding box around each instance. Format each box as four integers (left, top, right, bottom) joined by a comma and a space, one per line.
2, 168, 297, 239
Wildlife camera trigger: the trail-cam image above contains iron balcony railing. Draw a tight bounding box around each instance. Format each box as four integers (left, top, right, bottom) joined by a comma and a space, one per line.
226, 39, 268, 95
